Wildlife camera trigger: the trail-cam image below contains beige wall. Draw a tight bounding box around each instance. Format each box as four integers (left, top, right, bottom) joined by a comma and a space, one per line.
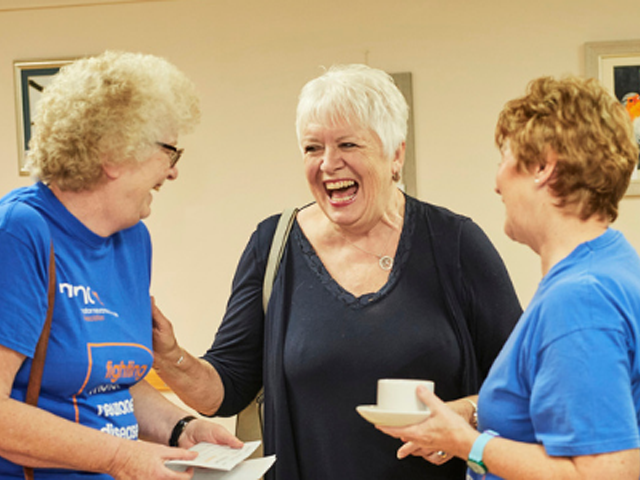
1, 0, 640, 361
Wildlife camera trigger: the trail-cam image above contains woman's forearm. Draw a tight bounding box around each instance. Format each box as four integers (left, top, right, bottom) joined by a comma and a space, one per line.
481, 436, 639, 480
0, 397, 123, 473
0, 344, 124, 474
446, 395, 478, 428
131, 379, 194, 444
154, 348, 225, 416
151, 299, 225, 416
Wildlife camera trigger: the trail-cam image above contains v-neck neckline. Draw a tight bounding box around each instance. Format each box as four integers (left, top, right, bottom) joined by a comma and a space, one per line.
293, 194, 415, 309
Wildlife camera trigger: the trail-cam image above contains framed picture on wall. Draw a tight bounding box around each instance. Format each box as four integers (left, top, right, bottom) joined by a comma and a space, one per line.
585, 40, 640, 196
14, 59, 74, 176
391, 72, 417, 198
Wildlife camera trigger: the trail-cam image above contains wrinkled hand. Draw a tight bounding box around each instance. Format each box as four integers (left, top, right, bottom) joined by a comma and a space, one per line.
108, 439, 198, 480
180, 418, 244, 450
377, 386, 478, 463
396, 441, 453, 465
151, 297, 181, 365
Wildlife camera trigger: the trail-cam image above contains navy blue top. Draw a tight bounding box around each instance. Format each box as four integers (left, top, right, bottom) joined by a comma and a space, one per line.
203, 195, 522, 480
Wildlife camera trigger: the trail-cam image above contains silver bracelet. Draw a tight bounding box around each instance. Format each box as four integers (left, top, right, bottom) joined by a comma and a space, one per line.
176, 352, 185, 366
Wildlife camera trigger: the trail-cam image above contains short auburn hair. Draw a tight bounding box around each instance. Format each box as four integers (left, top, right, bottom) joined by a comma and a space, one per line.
495, 76, 638, 221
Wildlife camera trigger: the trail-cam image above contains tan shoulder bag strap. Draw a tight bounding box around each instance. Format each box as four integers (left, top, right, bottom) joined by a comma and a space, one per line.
23, 242, 56, 480
236, 208, 298, 461
262, 207, 299, 312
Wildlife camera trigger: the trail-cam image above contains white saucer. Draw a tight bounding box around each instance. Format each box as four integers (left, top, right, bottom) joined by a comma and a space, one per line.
356, 405, 430, 427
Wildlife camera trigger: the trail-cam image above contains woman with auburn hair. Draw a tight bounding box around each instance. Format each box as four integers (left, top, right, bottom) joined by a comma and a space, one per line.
378, 76, 640, 480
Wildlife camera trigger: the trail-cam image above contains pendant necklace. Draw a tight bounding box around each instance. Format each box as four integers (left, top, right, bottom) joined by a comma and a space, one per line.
340, 227, 396, 271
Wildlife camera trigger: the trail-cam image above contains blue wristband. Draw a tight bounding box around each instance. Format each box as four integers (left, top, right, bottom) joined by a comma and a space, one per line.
467, 430, 499, 475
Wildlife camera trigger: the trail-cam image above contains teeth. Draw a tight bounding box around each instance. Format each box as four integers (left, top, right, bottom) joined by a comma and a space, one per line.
332, 193, 357, 203
326, 180, 355, 190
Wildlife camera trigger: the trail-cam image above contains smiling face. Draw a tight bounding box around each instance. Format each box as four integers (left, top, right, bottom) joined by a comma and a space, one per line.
495, 141, 537, 245
300, 119, 403, 232
106, 140, 180, 229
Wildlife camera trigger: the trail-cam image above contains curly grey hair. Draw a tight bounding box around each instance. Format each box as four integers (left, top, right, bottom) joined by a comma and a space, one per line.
28, 50, 200, 191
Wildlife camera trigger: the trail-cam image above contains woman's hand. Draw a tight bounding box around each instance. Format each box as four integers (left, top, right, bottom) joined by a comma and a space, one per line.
107, 439, 199, 480
377, 385, 479, 463
380, 387, 640, 479
110, 417, 241, 480
151, 297, 183, 367
180, 418, 244, 450
395, 441, 453, 465
148, 298, 225, 416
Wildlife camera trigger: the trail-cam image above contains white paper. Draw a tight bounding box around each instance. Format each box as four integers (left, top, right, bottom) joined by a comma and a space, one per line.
191, 456, 277, 480
167, 441, 261, 471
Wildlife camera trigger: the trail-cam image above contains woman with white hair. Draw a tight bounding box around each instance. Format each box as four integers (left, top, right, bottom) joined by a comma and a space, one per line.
0, 51, 241, 480
153, 64, 522, 480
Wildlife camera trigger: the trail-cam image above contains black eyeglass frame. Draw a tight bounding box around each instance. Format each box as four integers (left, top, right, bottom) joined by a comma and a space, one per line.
156, 141, 184, 168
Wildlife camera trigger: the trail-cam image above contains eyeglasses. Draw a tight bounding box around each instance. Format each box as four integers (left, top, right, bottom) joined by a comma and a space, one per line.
156, 141, 184, 168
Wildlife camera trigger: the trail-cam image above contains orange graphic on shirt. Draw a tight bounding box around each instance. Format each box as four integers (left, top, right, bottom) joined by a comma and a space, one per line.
72, 343, 153, 423
92, 291, 105, 306
105, 360, 148, 383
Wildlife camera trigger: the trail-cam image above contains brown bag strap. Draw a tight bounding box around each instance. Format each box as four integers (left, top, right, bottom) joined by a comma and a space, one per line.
23, 242, 56, 480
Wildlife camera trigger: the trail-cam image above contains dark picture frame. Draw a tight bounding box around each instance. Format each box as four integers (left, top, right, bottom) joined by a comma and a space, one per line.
585, 40, 640, 196
14, 59, 74, 175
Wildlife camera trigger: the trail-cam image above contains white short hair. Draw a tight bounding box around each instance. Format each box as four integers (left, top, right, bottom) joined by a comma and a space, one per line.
296, 64, 408, 159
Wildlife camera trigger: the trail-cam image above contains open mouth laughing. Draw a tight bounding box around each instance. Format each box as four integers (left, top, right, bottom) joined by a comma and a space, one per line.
325, 179, 358, 205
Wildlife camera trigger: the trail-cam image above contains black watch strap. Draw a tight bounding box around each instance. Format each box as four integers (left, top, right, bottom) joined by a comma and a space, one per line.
169, 415, 197, 447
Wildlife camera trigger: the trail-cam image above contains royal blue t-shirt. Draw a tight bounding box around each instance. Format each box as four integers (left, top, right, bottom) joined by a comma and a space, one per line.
0, 183, 154, 479
471, 229, 640, 480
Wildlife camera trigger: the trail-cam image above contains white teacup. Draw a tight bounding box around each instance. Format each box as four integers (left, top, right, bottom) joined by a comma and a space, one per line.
377, 379, 434, 412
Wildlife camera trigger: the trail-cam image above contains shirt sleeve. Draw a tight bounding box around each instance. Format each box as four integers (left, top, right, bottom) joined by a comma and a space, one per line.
530, 281, 639, 456
201, 215, 278, 416
0, 203, 51, 357
459, 219, 523, 379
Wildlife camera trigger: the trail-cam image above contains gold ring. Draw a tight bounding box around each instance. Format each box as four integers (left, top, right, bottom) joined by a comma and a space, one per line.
437, 451, 448, 459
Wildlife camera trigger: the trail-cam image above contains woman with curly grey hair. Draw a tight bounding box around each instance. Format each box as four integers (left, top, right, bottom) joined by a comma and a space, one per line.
152, 64, 522, 480
379, 76, 640, 480
0, 51, 241, 480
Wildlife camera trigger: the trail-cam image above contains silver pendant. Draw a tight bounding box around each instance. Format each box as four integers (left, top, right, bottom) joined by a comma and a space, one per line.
379, 255, 393, 271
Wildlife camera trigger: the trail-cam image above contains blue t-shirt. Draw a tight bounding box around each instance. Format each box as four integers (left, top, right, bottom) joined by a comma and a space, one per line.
470, 228, 640, 480
0, 183, 154, 479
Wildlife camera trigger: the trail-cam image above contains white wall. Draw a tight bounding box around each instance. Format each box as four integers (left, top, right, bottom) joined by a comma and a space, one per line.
1, 0, 639, 379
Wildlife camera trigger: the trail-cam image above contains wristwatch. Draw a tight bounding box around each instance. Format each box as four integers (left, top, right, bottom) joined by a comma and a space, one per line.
467, 430, 499, 474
